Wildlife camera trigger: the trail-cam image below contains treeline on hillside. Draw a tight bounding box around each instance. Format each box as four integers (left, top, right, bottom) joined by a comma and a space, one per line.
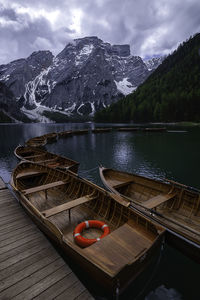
94, 33, 200, 123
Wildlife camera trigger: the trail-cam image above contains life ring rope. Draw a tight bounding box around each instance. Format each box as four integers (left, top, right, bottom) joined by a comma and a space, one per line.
73, 220, 110, 248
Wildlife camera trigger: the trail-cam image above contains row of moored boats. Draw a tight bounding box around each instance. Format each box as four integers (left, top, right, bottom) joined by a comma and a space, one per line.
11, 130, 199, 296
25, 127, 166, 148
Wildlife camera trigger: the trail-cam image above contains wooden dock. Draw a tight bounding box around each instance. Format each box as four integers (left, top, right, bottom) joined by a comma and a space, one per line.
0, 179, 93, 300
0, 177, 6, 189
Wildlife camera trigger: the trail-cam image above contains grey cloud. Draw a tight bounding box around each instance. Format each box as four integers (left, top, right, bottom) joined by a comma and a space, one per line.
0, 0, 200, 64
0, 7, 18, 21
0, 5, 73, 63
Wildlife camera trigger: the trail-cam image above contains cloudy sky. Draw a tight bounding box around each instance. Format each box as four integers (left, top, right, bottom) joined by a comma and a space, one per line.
0, 0, 200, 64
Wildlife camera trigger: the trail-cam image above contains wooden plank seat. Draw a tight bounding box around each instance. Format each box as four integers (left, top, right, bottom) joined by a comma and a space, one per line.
113, 180, 134, 189
42, 194, 95, 218
36, 158, 57, 164
16, 171, 47, 179
23, 153, 45, 159
83, 223, 150, 276
143, 192, 177, 209
23, 180, 66, 195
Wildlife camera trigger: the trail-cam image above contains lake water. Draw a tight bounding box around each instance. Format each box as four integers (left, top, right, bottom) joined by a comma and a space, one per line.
0, 123, 200, 299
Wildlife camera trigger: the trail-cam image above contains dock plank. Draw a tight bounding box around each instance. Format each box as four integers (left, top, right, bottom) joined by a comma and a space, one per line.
34, 273, 79, 300
0, 231, 41, 254
0, 178, 93, 300
0, 247, 56, 281
13, 264, 72, 300
0, 249, 59, 292
0, 258, 65, 299
0, 177, 6, 189
55, 280, 86, 299
0, 224, 36, 242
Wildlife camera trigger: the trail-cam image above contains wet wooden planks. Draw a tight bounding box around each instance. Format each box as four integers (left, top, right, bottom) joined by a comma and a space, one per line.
0, 179, 93, 300
0, 177, 6, 190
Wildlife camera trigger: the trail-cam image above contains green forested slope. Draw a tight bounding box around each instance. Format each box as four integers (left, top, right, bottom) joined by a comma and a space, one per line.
94, 33, 200, 123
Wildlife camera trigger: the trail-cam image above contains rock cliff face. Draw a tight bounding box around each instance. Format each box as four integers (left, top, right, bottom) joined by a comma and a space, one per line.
0, 82, 30, 122
0, 36, 162, 120
144, 57, 165, 71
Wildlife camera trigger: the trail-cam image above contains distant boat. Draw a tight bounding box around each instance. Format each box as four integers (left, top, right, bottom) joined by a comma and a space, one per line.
41, 132, 58, 143
11, 162, 165, 295
167, 130, 188, 133
143, 128, 166, 132
92, 128, 112, 133
26, 136, 47, 148
58, 130, 73, 138
99, 166, 200, 247
117, 127, 140, 131
14, 145, 79, 173
71, 129, 89, 135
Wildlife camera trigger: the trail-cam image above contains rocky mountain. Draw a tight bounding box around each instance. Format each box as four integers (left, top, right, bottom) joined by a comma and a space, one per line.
94, 33, 200, 123
144, 57, 165, 71
0, 36, 162, 121
0, 82, 30, 122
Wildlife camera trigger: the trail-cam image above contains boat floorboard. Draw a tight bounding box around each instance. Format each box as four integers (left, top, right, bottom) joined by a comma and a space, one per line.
0, 178, 93, 300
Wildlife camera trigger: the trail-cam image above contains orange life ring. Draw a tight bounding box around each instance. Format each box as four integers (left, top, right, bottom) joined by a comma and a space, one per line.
73, 220, 110, 248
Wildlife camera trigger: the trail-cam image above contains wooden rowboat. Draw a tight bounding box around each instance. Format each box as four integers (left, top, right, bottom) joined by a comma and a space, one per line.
71, 129, 89, 135
143, 128, 166, 132
99, 166, 200, 246
14, 146, 79, 173
26, 136, 47, 147
58, 130, 73, 138
92, 128, 112, 133
41, 132, 57, 143
11, 162, 165, 295
117, 128, 140, 131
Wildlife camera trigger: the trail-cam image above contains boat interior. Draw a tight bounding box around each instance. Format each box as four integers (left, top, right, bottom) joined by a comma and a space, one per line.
16, 147, 78, 170
103, 169, 200, 234
14, 163, 163, 277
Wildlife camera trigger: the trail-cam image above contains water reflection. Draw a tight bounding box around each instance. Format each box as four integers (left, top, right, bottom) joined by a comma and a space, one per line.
113, 134, 135, 168
146, 285, 182, 300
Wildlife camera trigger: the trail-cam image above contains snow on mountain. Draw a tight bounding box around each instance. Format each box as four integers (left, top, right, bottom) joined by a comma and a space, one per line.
114, 78, 136, 95
0, 37, 163, 121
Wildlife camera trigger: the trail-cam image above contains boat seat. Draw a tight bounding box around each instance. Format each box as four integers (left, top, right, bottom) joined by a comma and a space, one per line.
23, 153, 45, 159
36, 158, 57, 164
143, 192, 177, 209
16, 171, 47, 179
113, 180, 134, 189
23, 180, 66, 195
42, 194, 95, 218
83, 223, 150, 276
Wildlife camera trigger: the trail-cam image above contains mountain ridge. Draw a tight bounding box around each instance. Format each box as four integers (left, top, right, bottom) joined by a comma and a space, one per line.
0, 36, 162, 122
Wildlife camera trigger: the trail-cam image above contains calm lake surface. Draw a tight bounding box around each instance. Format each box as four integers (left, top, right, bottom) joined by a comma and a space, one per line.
0, 123, 200, 299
